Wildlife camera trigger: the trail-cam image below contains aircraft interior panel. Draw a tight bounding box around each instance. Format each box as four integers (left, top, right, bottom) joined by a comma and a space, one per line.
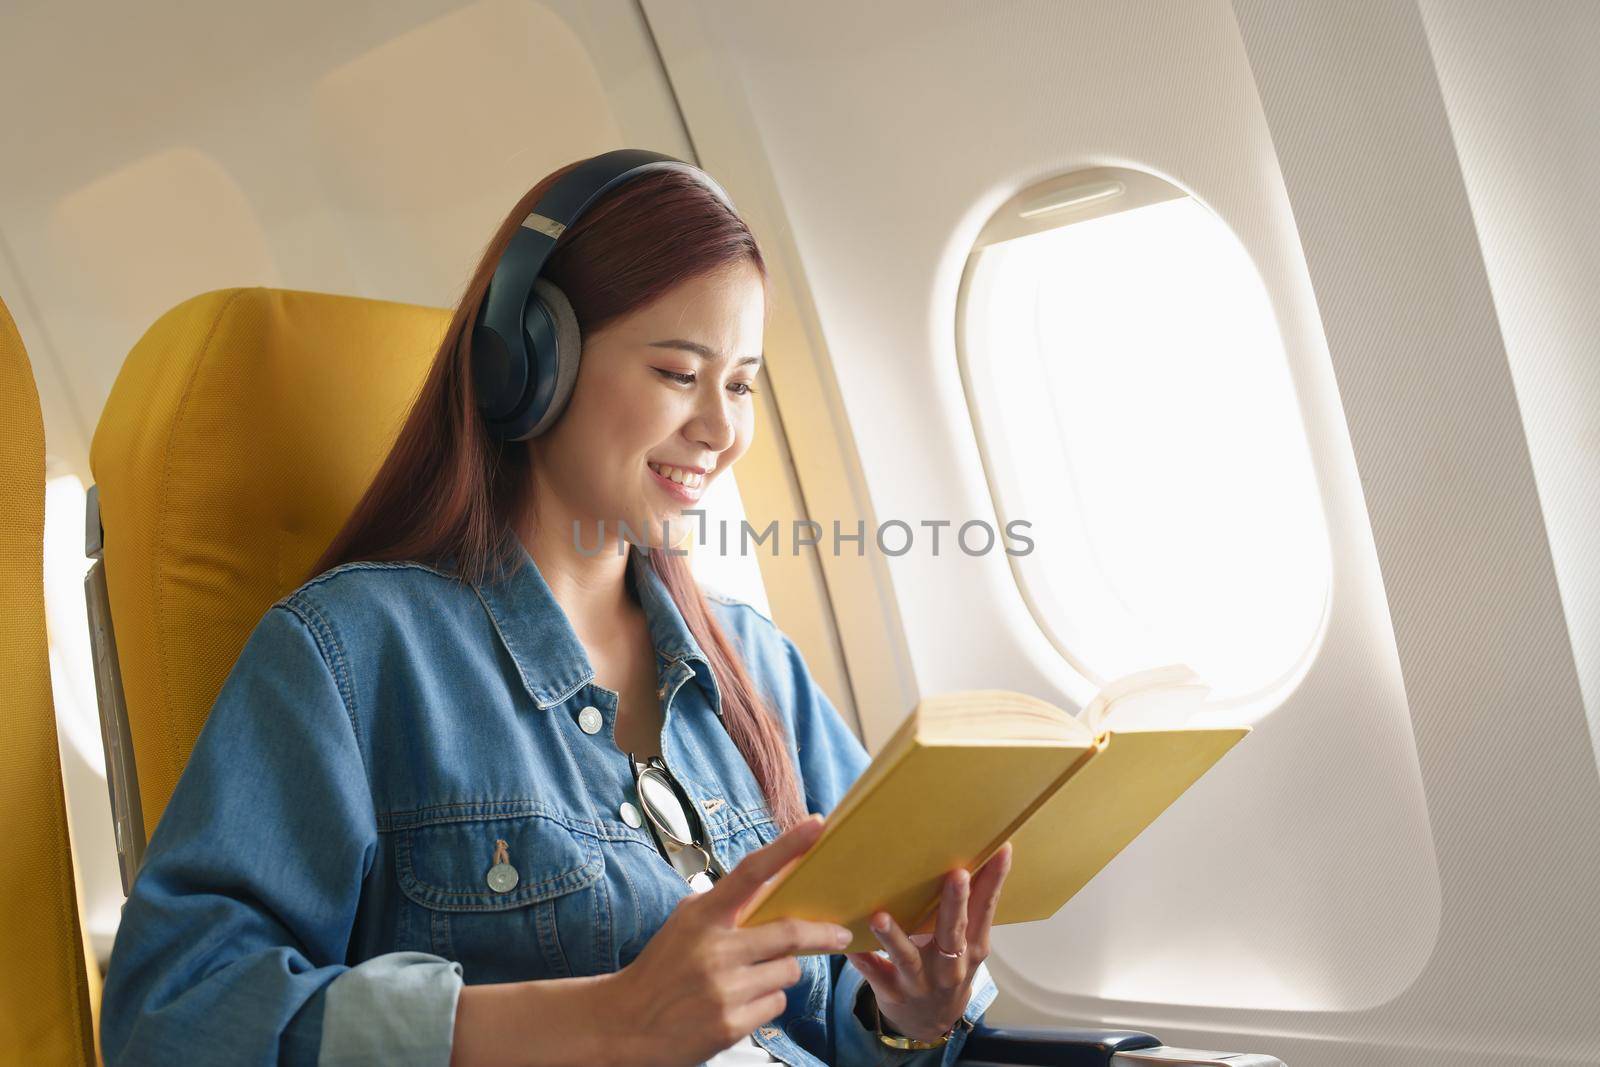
2, 1, 1596, 1065
644, 1, 1599, 1063
648, 0, 1438, 1015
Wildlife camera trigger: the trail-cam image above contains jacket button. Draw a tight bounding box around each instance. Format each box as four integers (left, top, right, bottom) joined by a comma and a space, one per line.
486, 862, 519, 893
619, 801, 643, 828
577, 706, 602, 734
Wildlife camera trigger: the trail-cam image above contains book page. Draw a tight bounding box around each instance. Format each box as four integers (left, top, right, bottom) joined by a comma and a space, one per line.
1080, 662, 1210, 734
917, 688, 1090, 745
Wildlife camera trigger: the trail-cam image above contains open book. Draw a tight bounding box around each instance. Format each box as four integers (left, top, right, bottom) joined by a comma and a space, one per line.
736, 664, 1250, 954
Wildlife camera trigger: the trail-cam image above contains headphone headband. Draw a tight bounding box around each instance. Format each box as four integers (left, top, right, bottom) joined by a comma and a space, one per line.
472, 149, 737, 441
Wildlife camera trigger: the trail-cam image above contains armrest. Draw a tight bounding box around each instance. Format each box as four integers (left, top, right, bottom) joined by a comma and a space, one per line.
957, 1022, 1161, 1065
1110, 1051, 1285, 1066
956, 1023, 1288, 1066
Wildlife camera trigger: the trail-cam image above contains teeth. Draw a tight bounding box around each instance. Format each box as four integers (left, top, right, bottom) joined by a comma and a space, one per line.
649, 462, 704, 489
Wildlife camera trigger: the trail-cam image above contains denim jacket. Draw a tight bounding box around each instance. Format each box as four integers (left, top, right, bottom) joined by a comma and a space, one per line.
101, 539, 997, 1065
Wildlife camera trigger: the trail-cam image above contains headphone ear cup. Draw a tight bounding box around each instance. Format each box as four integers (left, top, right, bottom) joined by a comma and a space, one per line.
523, 278, 582, 438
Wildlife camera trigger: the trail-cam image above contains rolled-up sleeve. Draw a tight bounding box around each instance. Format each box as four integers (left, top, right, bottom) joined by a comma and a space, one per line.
101, 602, 463, 1066
777, 632, 1000, 1066
317, 952, 463, 1066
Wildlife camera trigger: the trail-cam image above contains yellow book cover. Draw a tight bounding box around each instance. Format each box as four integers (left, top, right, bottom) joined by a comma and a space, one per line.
736, 664, 1250, 954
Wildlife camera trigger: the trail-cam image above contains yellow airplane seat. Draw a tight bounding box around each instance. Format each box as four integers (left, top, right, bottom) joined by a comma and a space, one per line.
86, 288, 449, 879
0, 294, 101, 1064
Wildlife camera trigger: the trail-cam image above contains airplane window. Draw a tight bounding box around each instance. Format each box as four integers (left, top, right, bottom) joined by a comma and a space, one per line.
958, 168, 1331, 703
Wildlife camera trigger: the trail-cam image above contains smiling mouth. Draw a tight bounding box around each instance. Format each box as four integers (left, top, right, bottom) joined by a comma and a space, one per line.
647, 461, 707, 490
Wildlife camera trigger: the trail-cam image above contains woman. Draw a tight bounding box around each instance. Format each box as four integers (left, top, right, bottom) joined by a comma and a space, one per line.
100, 152, 1011, 1067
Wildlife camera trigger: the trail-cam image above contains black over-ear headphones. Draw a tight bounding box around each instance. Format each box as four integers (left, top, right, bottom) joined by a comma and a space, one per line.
471, 148, 739, 442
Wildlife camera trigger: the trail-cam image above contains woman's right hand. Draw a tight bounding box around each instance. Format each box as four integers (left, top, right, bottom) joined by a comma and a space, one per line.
609, 813, 852, 1067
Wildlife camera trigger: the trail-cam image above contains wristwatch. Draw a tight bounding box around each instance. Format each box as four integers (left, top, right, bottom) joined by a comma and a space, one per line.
855, 982, 970, 1051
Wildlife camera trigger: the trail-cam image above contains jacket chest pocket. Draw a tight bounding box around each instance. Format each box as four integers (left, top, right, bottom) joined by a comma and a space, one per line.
395, 812, 610, 983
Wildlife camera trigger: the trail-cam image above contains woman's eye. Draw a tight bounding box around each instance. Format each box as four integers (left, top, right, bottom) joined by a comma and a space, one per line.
729, 381, 757, 396
656, 369, 696, 385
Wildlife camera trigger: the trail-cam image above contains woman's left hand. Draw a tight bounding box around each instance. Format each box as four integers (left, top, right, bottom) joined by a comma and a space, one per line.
844, 840, 1014, 1042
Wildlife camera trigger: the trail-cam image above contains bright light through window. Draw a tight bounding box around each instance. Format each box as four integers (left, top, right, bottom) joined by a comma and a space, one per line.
961, 174, 1330, 701
43, 471, 105, 775
686, 468, 772, 618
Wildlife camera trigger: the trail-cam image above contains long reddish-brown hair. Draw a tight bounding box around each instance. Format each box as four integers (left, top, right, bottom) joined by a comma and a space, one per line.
307, 159, 806, 831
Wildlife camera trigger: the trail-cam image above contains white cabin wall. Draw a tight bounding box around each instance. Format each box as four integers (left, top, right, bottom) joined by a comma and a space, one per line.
0, 0, 692, 488
1417, 0, 1600, 765
1233, 0, 1599, 1062
645, 0, 1598, 1063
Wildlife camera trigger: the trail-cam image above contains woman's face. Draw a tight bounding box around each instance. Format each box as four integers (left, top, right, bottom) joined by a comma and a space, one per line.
531, 262, 765, 551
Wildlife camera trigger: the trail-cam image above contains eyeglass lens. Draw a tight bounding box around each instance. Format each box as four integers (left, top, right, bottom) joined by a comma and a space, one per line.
631, 755, 725, 886
637, 767, 696, 844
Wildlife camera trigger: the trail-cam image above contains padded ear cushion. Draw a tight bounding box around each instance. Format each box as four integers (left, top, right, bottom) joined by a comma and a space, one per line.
526, 278, 582, 438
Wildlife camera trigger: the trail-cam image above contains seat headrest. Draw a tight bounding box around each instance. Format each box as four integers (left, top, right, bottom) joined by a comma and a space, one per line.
90, 286, 450, 831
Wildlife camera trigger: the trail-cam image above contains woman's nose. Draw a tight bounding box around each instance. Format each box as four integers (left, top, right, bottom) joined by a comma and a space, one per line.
687, 394, 737, 452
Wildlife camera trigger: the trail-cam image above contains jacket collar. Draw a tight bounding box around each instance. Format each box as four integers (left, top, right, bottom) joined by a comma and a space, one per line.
468, 537, 711, 711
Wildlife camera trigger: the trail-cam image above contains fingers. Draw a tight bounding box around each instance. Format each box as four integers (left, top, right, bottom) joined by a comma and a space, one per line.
731, 989, 791, 1035
978, 840, 1013, 878
846, 949, 898, 988
966, 841, 1013, 956
933, 867, 971, 977
732, 917, 854, 964
868, 910, 924, 978
710, 814, 825, 920
731, 955, 806, 1001
729, 991, 796, 1036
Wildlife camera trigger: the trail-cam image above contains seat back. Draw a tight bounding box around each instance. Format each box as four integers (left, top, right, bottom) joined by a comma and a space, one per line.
0, 295, 101, 1064
88, 287, 448, 848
